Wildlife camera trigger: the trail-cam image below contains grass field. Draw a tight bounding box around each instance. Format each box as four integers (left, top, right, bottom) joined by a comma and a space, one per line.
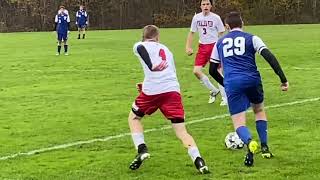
0, 24, 319, 179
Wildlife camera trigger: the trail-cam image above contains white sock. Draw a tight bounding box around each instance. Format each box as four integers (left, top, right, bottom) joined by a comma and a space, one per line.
200, 75, 219, 93
218, 84, 227, 102
188, 146, 201, 162
131, 133, 145, 149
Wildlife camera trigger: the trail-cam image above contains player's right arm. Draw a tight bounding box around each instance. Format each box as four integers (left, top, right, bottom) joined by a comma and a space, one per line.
186, 15, 197, 56
253, 36, 289, 91
134, 44, 168, 71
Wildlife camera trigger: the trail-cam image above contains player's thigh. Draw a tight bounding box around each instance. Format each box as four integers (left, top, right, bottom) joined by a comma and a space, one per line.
195, 44, 213, 67
132, 92, 159, 117
57, 33, 63, 41
159, 92, 185, 123
225, 86, 250, 116
246, 83, 264, 105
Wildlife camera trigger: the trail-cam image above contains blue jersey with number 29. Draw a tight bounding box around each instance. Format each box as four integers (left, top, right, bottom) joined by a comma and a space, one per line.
211, 29, 267, 86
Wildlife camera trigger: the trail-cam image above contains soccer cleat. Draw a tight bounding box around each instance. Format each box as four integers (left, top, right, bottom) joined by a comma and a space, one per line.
244, 140, 258, 167
220, 100, 228, 106
56, 53, 60, 56
261, 144, 274, 159
208, 90, 220, 104
194, 157, 210, 174
129, 144, 150, 170
64, 53, 69, 56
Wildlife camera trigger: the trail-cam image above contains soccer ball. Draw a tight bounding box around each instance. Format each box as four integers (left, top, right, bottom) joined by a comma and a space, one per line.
224, 132, 244, 150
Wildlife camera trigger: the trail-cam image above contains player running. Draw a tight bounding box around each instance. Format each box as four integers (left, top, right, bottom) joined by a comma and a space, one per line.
210, 12, 289, 166
186, 0, 227, 105
76, 5, 88, 39
54, 6, 70, 56
128, 25, 209, 174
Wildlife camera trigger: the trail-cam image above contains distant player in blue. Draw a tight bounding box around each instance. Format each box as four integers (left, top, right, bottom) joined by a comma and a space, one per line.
76, 5, 88, 39
54, 6, 70, 56
209, 12, 289, 166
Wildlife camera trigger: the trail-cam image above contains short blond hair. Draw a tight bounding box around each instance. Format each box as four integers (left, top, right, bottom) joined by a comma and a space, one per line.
142, 25, 159, 41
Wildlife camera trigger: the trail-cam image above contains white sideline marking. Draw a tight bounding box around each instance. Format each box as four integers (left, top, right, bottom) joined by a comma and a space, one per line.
0, 97, 319, 161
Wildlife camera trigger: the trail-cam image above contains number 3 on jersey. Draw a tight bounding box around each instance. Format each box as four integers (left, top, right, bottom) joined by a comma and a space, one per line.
222, 37, 246, 57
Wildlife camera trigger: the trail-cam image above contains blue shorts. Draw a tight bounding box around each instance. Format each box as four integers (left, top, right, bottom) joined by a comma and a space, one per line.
57, 33, 68, 41
77, 24, 86, 29
225, 80, 264, 115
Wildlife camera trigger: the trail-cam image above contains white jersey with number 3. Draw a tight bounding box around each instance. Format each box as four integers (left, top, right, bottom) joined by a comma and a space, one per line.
133, 41, 180, 95
190, 12, 225, 44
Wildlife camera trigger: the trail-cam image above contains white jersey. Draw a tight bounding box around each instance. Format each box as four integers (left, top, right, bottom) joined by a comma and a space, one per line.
190, 12, 225, 44
133, 41, 180, 95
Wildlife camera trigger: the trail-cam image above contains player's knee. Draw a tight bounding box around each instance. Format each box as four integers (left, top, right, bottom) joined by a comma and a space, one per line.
252, 104, 264, 114
193, 69, 202, 78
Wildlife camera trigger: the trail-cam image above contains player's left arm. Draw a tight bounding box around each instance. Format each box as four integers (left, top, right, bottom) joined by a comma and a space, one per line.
209, 45, 224, 86
216, 16, 225, 38
253, 36, 288, 91
67, 15, 71, 33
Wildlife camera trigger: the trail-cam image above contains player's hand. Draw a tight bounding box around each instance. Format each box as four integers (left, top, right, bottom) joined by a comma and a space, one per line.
281, 82, 289, 91
186, 48, 193, 56
136, 83, 142, 93
152, 61, 168, 71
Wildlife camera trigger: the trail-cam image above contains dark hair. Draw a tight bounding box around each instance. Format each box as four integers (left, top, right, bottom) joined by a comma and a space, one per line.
142, 25, 159, 41
225, 12, 243, 29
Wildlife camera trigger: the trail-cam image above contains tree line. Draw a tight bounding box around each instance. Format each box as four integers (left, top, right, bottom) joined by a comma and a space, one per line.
0, 0, 319, 32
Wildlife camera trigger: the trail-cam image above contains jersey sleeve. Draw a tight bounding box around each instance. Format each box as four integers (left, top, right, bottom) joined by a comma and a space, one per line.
216, 16, 225, 33
210, 44, 221, 63
54, 15, 58, 23
190, 15, 198, 32
67, 15, 71, 23
253, 36, 267, 54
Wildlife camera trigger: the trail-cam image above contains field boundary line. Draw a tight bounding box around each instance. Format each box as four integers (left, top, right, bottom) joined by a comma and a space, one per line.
0, 97, 318, 161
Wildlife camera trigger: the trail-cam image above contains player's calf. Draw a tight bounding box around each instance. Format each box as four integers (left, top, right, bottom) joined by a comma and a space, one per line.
172, 122, 210, 174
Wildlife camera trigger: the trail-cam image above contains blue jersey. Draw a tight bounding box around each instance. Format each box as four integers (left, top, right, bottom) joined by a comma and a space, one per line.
211, 28, 267, 86
55, 13, 70, 34
76, 10, 88, 26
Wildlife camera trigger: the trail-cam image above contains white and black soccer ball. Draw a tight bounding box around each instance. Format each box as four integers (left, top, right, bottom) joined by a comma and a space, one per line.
224, 132, 244, 150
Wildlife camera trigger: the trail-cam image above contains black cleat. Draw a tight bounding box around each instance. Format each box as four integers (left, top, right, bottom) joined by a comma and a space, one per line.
261, 144, 274, 159
194, 157, 210, 174
129, 144, 150, 170
244, 152, 254, 166
244, 140, 258, 167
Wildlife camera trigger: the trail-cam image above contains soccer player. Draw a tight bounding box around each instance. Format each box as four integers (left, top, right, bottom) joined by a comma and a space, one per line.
186, 0, 227, 105
129, 25, 209, 174
210, 12, 289, 166
76, 5, 88, 39
54, 6, 70, 56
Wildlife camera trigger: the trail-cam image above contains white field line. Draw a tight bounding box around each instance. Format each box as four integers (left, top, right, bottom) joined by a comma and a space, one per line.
0, 97, 319, 161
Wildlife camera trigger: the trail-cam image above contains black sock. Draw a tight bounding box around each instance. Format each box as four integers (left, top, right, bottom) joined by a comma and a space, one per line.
78, 34, 80, 39
64, 45, 68, 53
57, 45, 61, 54
83, 34, 85, 39
137, 144, 148, 154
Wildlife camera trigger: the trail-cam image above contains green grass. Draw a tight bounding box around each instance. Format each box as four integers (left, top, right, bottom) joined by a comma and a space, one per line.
0, 24, 319, 179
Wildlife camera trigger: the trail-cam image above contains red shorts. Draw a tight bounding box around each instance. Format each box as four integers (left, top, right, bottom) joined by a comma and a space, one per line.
195, 43, 215, 67
132, 91, 185, 123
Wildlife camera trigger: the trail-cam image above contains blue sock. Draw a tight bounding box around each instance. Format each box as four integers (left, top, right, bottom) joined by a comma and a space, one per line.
256, 120, 268, 145
236, 126, 252, 145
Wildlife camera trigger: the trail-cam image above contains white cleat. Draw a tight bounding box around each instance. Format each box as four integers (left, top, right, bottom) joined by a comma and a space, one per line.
64, 53, 69, 56
220, 100, 228, 106
208, 90, 220, 104
56, 53, 60, 56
